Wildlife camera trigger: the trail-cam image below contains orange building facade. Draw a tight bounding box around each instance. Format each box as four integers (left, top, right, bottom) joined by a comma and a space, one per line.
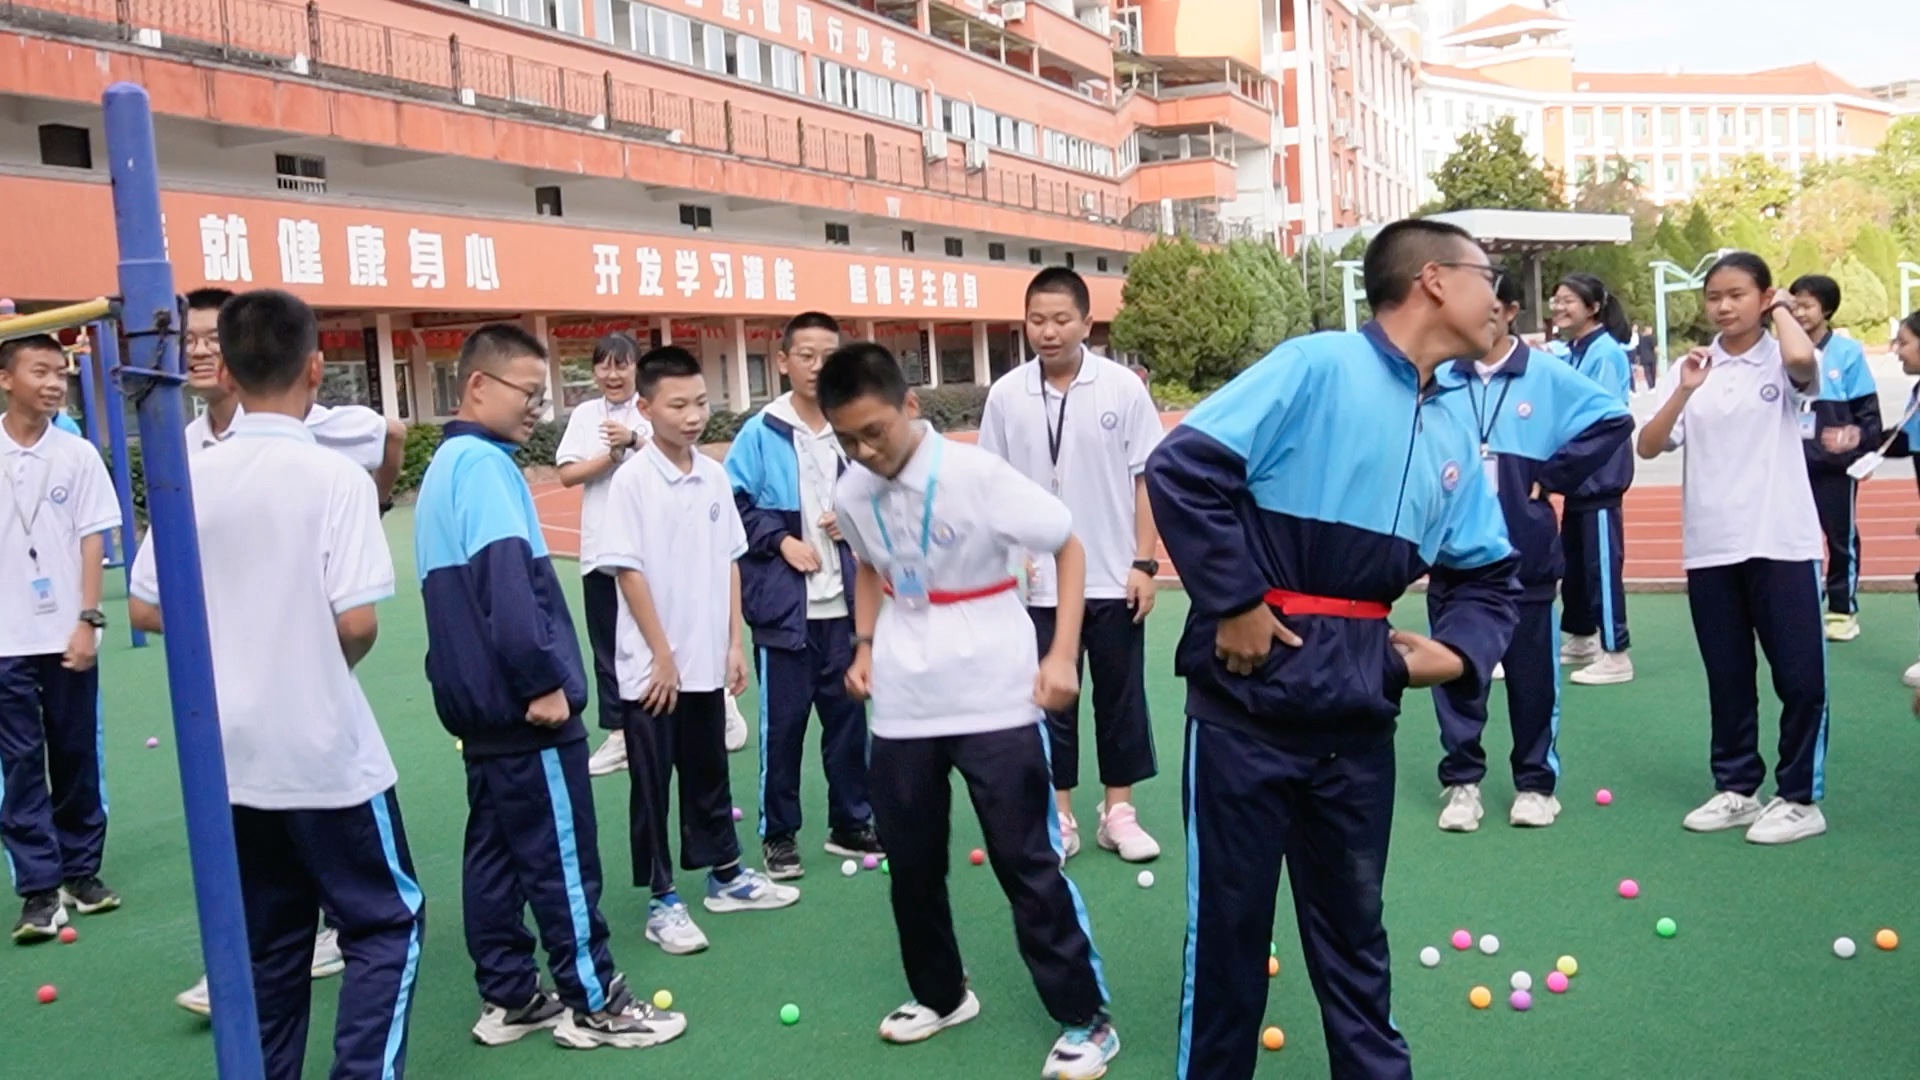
0, 0, 1278, 417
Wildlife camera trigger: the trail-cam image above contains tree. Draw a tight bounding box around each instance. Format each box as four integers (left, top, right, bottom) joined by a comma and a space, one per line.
1428, 116, 1564, 213
1223, 239, 1309, 363
1784, 175, 1891, 264
1721, 208, 1782, 269
1853, 222, 1902, 300
1830, 253, 1892, 342
1681, 203, 1720, 262
1860, 115, 1920, 252
1110, 236, 1257, 392
1781, 236, 1825, 286
1694, 154, 1794, 227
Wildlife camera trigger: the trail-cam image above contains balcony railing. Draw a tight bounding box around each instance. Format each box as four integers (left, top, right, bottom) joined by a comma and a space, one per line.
0, 0, 1141, 229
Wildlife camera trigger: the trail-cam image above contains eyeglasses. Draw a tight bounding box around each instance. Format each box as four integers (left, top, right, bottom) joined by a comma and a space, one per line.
1433, 262, 1508, 291
785, 350, 827, 370
477, 369, 549, 411
593, 355, 635, 371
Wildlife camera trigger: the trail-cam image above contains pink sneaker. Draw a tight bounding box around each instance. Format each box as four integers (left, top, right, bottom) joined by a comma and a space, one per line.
1096, 802, 1161, 862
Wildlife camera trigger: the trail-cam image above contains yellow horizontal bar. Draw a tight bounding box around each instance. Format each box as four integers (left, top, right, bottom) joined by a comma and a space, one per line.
0, 298, 114, 342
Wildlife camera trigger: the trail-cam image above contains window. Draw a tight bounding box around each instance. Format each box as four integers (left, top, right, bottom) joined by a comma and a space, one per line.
1028, 247, 1043, 265
38, 124, 91, 170
1096, 256, 1109, 273
1575, 158, 1595, 184
275, 152, 326, 194
535, 185, 563, 217
769, 44, 803, 93
943, 238, 964, 258
1573, 112, 1591, 141
988, 243, 1006, 262
1064, 252, 1075, 270
1797, 110, 1814, 142
1042, 130, 1116, 177
1744, 113, 1759, 140
1692, 160, 1708, 183
814, 59, 921, 125
1632, 111, 1649, 141
731, 33, 763, 83
1661, 112, 1678, 144
936, 96, 974, 140
1771, 112, 1787, 140
702, 23, 725, 74
678, 204, 713, 231
595, 0, 637, 49
1720, 112, 1734, 138
1663, 161, 1678, 185
825, 222, 851, 246
900, 230, 916, 254
1601, 110, 1620, 142
1422, 150, 1437, 177
647, 8, 693, 63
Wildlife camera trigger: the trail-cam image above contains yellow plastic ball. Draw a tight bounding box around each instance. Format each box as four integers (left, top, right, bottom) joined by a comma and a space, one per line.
1556, 955, 1578, 977
1267, 956, 1280, 978
652, 989, 673, 1010
454, 739, 463, 752
1469, 986, 1492, 1009
1876, 929, 1899, 951
1261, 1026, 1285, 1051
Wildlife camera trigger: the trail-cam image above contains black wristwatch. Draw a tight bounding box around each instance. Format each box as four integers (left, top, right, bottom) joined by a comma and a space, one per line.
78, 609, 107, 629
851, 633, 875, 649
379, 500, 395, 518
1132, 559, 1160, 577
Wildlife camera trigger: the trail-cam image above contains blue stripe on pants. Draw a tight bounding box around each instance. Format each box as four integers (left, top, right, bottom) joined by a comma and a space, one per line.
1175, 720, 1200, 1079
1038, 722, 1109, 1003
540, 747, 607, 1013
371, 793, 425, 1079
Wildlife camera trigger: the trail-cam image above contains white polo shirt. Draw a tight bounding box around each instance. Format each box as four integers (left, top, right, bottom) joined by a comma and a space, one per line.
0, 422, 121, 658
978, 349, 1161, 606
835, 427, 1073, 740
186, 402, 387, 473
599, 441, 747, 699
129, 412, 398, 810
1653, 332, 1823, 570
555, 394, 651, 575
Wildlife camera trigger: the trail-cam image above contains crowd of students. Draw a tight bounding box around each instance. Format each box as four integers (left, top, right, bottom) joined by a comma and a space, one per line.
3, 227, 1918, 1079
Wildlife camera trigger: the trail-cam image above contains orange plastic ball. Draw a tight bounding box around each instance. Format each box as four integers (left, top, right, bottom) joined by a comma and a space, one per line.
1261, 1026, 1285, 1051
1876, 928, 1899, 951
1469, 986, 1493, 1009
1267, 956, 1279, 977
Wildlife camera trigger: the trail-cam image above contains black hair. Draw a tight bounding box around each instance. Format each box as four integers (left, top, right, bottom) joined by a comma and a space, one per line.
1556, 273, 1632, 343
216, 289, 317, 393
1362, 219, 1480, 310
1704, 251, 1773, 293
635, 345, 703, 399
1902, 308, 1920, 339
1788, 274, 1841, 320
780, 312, 842, 354
1025, 266, 1092, 319
185, 287, 235, 313
818, 342, 908, 412
591, 332, 640, 369
1494, 263, 1522, 308
457, 323, 547, 390
0, 333, 65, 372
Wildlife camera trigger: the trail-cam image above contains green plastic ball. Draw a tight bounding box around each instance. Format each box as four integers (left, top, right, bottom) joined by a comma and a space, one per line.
779, 1003, 800, 1025
1656, 917, 1677, 938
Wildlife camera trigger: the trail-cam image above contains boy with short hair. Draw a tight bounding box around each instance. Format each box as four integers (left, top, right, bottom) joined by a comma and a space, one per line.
725, 312, 880, 881
127, 289, 424, 1077
601, 346, 799, 957
1, 334, 120, 943
980, 267, 1165, 863
416, 324, 685, 1051
1788, 274, 1882, 642
823, 343, 1120, 1080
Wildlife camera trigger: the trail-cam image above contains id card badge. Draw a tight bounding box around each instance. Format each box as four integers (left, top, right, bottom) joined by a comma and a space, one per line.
1847, 450, 1885, 481
1480, 446, 1499, 495
1799, 412, 1817, 440
29, 577, 56, 615
890, 550, 930, 610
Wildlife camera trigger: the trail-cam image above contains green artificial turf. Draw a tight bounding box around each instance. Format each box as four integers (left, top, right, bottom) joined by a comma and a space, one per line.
5, 507, 1918, 1078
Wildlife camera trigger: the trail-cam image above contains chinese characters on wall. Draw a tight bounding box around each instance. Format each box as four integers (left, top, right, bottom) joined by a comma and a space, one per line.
196, 213, 502, 292
682, 0, 907, 75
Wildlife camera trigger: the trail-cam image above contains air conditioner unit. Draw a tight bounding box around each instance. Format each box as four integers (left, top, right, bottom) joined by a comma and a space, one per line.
965, 139, 990, 172
1332, 49, 1351, 70
1001, 1, 1028, 21
1332, 119, 1351, 141
1114, 24, 1138, 53
1340, 194, 1354, 211
922, 128, 950, 162
1080, 191, 1100, 213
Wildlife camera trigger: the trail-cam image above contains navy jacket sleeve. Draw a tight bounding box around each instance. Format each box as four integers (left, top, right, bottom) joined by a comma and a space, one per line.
461, 456, 574, 702
724, 423, 792, 558
1425, 455, 1521, 692
1144, 345, 1308, 619
1538, 415, 1634, 494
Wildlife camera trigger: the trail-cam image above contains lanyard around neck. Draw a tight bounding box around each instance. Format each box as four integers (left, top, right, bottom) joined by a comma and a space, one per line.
1043, 360, 1082, 469
7, 452, 51, 564
1466, 369, 1515, 453
870, 437, 943, 557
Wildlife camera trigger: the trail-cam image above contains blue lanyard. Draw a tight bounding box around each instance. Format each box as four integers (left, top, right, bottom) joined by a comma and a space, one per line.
870, 437, 942, 557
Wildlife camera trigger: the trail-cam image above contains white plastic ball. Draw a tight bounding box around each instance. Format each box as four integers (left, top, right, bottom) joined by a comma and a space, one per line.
1418, 946, 1441, 968
1478, 934, 1500, 956
1136, 870, 1155, 888
841, 859, 858, 877
1510, 971, 1532, 992
1834, 936, 1857, 959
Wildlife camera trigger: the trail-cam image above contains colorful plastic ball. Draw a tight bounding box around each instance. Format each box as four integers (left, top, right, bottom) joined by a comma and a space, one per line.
1876, 929, 1899, 951
1137, 870, 1155, 889
1261, 1026, 1285, 1051
1834, 936, 1857, 959
1656, 917, 1677, 938
146, 737, 159, 749
969, 848, 986, 866
1267, 956, 1279, 978
1618, 879, 1640, 900
1509, 990, 1532, 1012
862, 854, 880, 871
1555, 955, 1578, 977
779, 1003, 800, 1025
1478, 934, 1500, 956
58, 927, 77, 945
1595, 788, 1613, 806
841, 859, 858, 877
1451, 929, 1472, 951
1468, 986, 1492, 1009
36, 985, 57, 1005
731, 807, 744, 822
1545, 971, 1569, 994
454, 739, 463, 752
1419, 946, 1441, 968
652, 990, 673, 1010
881, 858, 890, 875
1510, 971, 1531, 992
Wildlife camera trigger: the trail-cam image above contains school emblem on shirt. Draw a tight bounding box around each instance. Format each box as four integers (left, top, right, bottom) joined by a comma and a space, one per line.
1516, 403, 1533, 420
1441, 461, 1461, 493
709, 502, 721, 521
1759, 384, 1781, 403
1827, 368, 1840, 382
931, 521, 957, 547
48, 486, 69, 505
1100, 410, 1119, 430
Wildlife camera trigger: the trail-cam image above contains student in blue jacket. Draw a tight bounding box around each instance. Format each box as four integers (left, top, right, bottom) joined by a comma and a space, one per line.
1549, 273, 1637, 686
415, 324, 686, 1053
724, 312, 880, 882
1788, 275, 1882, 642
1434, 271, 1634, 833
1146, 219, 1522, 1080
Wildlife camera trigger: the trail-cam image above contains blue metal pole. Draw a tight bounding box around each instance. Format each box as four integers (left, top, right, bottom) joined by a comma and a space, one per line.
102, 82, 264, 1080
92, 322, 147, 648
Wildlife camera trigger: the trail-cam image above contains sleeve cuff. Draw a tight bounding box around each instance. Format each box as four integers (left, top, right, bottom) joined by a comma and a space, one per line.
598, 555, 644, 573
331, 585, 395, 614
130, 584, 161, 605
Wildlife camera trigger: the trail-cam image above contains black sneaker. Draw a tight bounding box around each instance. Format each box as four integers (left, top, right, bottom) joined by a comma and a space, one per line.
12, 890, 67, 944
473, 989, 566, 1046
824, 823, 885, 859
764, 835, 803, 881
552, 981, 688, 1050
61, 875, 121, 915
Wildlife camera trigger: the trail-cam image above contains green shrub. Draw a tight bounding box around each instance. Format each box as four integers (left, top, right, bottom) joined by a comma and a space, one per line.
1148, 380, 1208, 412
704, 407, 759, 445
396, 422, 444, 494
512, 420, 564, 473
916, 384, 990, 432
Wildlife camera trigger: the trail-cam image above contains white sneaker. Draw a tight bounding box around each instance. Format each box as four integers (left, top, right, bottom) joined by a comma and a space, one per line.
1745, 797, 1827, 845
1570, 651, 1634, 686
1559, 633, 1599, 665
724, 696, 749, 753
878, 990, 981, 1044
1056, 811, 1082, 861
311, 927, 345, 979
1682, 791, 1764, 832
1043, 1018, 1121, 1079
1437, 784, 1484, 832
1825, 614, 1860, 642
1508, 791, 1561, 828
174, 975, 212, 1017
588, 734, 628, 778
644, 898, 710, 955
1095, 802, 1160, 862
704, 867, 801, 913
1491, 662, 1506, 681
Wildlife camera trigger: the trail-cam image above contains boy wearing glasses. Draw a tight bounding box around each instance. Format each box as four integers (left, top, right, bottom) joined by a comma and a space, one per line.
417, 325, 685, 1051
724, 313, 880, 882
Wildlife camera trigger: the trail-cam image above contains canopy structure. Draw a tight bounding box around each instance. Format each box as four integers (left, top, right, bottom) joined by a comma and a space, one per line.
1421, 210, 1633, 334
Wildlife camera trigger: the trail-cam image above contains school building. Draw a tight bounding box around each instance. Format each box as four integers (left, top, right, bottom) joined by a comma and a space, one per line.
0, 0, 1285, 419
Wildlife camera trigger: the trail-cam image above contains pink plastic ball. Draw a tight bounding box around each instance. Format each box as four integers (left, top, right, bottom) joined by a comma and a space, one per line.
1509, 990, 1532, 1012
1618, 879, 1639, 899
861, 854, 879, 871
1595, 788, 1613, 806
1451, 930, 1472, 951
1545, 971, 1569, 994
731, 806, 744, 822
